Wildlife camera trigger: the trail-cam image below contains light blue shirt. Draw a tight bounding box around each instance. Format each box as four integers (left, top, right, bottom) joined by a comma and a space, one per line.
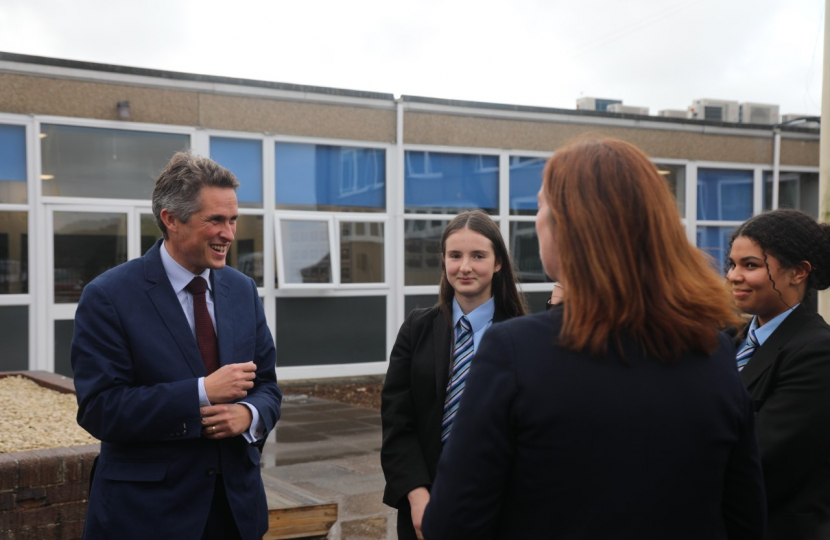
160, 242, 264, 443
740, 304, 799, 351
452, 296, 496, 357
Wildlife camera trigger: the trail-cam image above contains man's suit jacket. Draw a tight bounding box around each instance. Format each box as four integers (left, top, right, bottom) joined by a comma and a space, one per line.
739, 304, 830, 540
380, 305, 508, 533
71, 239, 281, 540
422, 308, 766, 540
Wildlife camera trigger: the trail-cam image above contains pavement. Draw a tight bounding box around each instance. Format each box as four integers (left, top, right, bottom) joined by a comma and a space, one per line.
260, 395, 397, 540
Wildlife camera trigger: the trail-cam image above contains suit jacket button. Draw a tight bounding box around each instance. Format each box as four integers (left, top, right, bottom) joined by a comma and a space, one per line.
206, 468, 216, 476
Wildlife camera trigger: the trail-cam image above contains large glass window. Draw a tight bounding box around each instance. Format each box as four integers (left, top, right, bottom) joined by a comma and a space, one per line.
697, 169, 753, 221
54, 320, 74, 377
405, 152, 498, 214
0, 124, 27, 204
280, 219, 332, 285
53, 212, 127, 303
0, 306, 28, 371
340, 221, 384, 284
763, 171, 819, 219
697, 226, 735, 269
404, 219, 448, 286
275, 296, 386, 366
655, 163, 686, 216
509, 222, 550, 284
404, 294, 438, 316
141, 213, 162, 254
509, 156, 546, 215
40, 125, 189, 200
0, 211, 28, 294
275, 142, 385, 211
211, 137, 263, 208
228, 215, 264, 287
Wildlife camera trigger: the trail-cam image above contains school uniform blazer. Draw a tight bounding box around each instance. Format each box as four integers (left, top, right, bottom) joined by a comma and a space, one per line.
739, 304, 830, 540
381, 305, 508, 511
422, 308, 767, 540
71, 239, 282, 540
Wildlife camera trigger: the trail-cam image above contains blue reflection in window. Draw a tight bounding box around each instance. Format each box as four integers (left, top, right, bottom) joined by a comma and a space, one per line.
405, 151, 498, 213
509, 156, 546, 214
275, 143, 385, 210
0, 125, 26, 181
697, 168, 753, 221
210, 137, 262, 205
697, 225, 735, 271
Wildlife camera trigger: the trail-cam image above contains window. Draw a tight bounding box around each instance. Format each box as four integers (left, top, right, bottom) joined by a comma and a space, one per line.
275, 142, 385, 211
0, 211, 28, 294
275, 296, 386, 366
655, 163, 686, 216
40, 124, 189, 200
276, 215, 385, 287
404, 219, 448, 286
509, 222, 550, 284
210, 137, 263, 208
697, 168, 753, 221
763, 171, 819, 219
0, 124, 27, 204
509, 156, 546, 215
0, 306, 28, 371
405, 151, 498, 214
53, 212, 127, 303
697, 226, 735, 269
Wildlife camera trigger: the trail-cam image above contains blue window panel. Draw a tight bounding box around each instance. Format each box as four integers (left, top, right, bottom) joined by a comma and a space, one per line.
697, 225, 736, 271
405, 152, 498, 213
509, 156, 546, 214
275, 142, 385, 210
697, 168, 753, 221
0, 125, 26, 182
210, 137, 262, 206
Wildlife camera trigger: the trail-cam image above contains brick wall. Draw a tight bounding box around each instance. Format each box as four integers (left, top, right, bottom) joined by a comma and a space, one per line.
0, 372, 99, 540
0, 444, 99, 540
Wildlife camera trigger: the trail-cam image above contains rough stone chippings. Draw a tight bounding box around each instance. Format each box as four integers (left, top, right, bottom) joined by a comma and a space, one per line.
0, 376, 98, 453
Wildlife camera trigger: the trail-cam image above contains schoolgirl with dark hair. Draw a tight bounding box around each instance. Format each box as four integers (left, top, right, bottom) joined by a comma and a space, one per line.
380, 209, 527, 540
726, 208, 830, 539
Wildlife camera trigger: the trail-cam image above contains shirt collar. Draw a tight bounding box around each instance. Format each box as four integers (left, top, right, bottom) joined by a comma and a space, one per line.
160, 241, 212, 294
452, 296, 495, 332
748, 304, 799, 347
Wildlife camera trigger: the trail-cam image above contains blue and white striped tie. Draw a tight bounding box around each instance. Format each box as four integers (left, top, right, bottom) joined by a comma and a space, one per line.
441, 316, 473, 444
736, 329, 759, 371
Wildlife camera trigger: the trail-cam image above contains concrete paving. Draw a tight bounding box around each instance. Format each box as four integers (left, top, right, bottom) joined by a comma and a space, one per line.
261, 395, 397, 540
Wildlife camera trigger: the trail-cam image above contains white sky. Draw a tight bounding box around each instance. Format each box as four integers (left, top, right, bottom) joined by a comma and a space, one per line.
0, 0, 825, 116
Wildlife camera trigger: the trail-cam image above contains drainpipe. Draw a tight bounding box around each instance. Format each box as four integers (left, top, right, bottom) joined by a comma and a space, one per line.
820, 0, 830, 320
772, 127, 781, 210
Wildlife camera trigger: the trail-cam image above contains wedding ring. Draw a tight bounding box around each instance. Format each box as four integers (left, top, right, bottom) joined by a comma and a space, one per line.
211, 425, 216, 434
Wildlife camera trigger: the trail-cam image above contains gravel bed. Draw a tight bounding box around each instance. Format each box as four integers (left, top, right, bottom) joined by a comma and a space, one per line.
0, 376, 98, 453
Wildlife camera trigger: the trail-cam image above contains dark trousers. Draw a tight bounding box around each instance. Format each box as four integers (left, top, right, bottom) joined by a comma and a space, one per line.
202, 475, 242, 540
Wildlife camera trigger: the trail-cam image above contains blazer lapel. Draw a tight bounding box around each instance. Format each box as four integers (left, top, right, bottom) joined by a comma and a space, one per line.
740, 305, 810, 388
434, 313, 452, 399
143, 241, 205, 378
211, 269, 234, 367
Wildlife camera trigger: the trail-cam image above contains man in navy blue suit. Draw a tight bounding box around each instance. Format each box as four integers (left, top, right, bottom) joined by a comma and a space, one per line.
71, 152, 281, 540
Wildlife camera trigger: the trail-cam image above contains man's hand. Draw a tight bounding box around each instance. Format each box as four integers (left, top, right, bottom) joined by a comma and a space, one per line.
204, 361, 256, 404
201, 404, 253, 439
407, 486, 430, 540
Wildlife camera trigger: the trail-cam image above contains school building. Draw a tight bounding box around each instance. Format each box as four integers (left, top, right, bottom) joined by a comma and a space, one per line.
0, 52, 820, 379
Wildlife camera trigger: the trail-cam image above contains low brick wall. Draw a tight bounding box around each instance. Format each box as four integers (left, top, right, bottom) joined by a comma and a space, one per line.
0, 371, 100, 540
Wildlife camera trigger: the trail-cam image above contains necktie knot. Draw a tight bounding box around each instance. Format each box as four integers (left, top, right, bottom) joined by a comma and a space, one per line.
187, 276, 208, 296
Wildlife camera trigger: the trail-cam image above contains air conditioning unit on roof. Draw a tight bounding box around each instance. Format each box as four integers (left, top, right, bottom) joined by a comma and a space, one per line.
606, 104, 649, 116
739, 103, 779, 125
658, 109, 688, 119
687, 99, 739, 123
781, 114, 820, 128
576, 97, 622, 112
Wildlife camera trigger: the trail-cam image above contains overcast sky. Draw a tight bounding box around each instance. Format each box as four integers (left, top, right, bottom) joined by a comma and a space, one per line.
0, 0, 824, 116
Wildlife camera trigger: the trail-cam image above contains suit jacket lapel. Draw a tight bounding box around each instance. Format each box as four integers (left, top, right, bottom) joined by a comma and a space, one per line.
740, 305, 809, 388
143, 240, 205, 377
212, 269, 234, 367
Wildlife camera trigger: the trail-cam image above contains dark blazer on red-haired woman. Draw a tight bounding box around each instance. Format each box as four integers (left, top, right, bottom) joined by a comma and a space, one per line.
422, 307, 766, 540
739, 303, 830, 540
